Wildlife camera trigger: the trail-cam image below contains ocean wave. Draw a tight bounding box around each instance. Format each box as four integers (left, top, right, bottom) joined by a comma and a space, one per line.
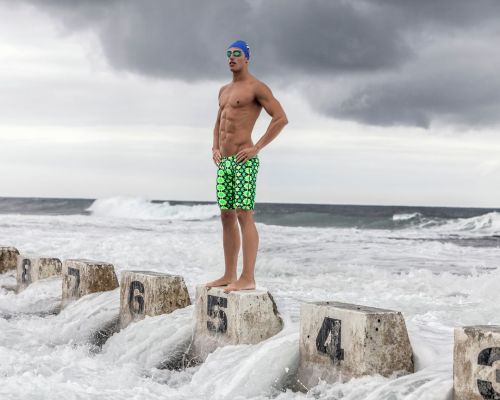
392, 212, 423, 222
84, 197, 499, 235
86, 197, 220, 221
392, 211, 500, 236
427, 211, 500, 236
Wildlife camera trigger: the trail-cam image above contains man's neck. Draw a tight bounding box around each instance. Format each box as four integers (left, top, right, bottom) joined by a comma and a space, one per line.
232, 69, 250, 82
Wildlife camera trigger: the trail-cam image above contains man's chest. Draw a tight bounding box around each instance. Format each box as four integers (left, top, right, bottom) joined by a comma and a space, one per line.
220, 86, 256, 110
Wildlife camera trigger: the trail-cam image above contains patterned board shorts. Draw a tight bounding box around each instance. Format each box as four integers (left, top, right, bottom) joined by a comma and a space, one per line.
216, 155, 260, 210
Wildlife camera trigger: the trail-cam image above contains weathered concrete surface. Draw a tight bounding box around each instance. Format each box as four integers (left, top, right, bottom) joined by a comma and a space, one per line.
62, 259, 119, 307
36, 257, 63, 280
119, 270, 191, 329
190, 285, 284, 362
298, 301, 414, 388
16, 255, 62, 291
0, 246, 19, 273
454, 325, 500, 400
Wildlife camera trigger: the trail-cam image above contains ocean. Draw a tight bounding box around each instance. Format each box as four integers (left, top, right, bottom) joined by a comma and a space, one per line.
0, 196, 499, 399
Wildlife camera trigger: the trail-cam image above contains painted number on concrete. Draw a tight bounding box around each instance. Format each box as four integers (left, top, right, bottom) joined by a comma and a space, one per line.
128, 280, 145, 316
477, 347, 500, 399
21, 259, 31, 284
68, 267, 80, 297
316, 317, 345, 364
207, 295, 227, 333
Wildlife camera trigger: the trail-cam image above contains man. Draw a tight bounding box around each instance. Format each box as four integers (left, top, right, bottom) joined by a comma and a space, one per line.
206, 40, 288, 292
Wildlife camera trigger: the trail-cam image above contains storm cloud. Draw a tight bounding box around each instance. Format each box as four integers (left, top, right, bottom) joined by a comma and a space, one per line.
15, 0, 500, 129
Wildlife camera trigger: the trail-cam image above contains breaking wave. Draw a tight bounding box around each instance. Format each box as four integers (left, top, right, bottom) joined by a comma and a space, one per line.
87, 197, 219, 221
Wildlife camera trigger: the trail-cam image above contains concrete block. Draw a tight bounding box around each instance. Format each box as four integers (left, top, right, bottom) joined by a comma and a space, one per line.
0, 246, 19, 273
119, 270, 191, 329
454, 325, 500, 400
298, 301, 413, 388
16, 255, 62, 291
191, 285, 284, 362
62, 259, 119, 307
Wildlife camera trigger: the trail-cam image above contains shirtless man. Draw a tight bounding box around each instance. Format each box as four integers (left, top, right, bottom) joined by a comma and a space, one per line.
206, 40, 288, 293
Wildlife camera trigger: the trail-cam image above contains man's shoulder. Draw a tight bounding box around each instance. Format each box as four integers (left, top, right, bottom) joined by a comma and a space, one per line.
218, 84, 230, 97
250, 78, 273, 97
249, 76, 269, 88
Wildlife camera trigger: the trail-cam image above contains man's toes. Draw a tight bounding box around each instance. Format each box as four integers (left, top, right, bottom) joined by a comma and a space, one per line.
223, 284, 235, 293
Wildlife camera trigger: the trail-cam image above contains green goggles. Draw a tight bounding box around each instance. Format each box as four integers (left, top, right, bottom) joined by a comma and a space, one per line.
226, 49, 242, 57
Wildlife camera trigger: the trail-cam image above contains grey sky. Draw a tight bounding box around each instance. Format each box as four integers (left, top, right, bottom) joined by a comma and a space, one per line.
0, 1, 499, 207
17, 0, 500, 128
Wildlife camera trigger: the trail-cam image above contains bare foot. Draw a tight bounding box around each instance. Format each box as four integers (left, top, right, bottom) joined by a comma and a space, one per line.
206, 276, 236, 288
223, 277, 256, 293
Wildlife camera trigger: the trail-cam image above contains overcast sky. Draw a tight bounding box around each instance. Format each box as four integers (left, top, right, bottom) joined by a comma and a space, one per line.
0, 0, 499, 207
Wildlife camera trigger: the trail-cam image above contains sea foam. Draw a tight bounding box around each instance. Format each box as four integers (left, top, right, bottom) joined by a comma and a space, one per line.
87, 197, 219, 221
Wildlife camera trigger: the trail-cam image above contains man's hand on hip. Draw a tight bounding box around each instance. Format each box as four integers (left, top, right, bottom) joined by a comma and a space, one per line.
212, 148, 221, 166
236, 146, 259, 163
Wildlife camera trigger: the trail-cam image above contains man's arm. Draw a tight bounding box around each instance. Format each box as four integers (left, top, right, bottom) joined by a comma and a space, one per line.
212, 107, 222, 151
253, 81, 288, 152
212, 86, 225, 151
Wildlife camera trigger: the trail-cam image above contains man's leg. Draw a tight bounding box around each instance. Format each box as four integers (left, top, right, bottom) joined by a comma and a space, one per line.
224, 209, 258, 292
206, 210, 240, 287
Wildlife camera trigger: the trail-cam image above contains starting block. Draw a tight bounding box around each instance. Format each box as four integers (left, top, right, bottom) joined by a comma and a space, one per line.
190, 285, 284, 362
62, 259, 119, 307
298, 301, 414, 387
119, 270, 191, 329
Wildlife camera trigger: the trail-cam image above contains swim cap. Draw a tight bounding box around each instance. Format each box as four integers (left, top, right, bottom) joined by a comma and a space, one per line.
227, 40, 250, 60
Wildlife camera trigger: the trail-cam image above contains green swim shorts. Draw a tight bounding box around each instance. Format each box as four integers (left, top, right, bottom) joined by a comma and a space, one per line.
216, 155, 260, 210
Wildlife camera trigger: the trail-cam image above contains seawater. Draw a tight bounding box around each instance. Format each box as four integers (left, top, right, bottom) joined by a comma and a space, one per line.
0, 196, 499, 399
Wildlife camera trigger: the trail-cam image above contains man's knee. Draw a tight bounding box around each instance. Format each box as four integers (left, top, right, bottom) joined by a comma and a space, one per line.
220, 210, 237, 226
236, 209, 254, 223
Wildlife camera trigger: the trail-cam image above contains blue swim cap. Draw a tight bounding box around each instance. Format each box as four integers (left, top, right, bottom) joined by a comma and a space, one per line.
228, 40, 250, 60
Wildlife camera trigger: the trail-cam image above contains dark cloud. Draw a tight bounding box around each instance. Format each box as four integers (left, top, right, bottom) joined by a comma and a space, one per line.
308, 34, 500, 129
373, 0, 500, 27
15, 0, 500, 129
20, 0, 412, 78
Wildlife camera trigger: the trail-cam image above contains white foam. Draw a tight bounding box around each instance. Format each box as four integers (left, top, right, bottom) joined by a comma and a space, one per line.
188, 328, 299, 399
426, 211, 500, 236
102, 306, 193, 369
0, 210, 499, 399
87, 196, 219, 221
0, 288, 120, 347
0, 276, 61, 316
393, 212, 422, 222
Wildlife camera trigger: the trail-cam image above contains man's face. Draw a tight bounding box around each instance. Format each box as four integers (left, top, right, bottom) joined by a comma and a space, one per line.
227, 47, 247, 71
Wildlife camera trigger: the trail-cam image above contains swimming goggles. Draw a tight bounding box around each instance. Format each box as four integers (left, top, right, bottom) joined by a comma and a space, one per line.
226, 50, 242, 57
